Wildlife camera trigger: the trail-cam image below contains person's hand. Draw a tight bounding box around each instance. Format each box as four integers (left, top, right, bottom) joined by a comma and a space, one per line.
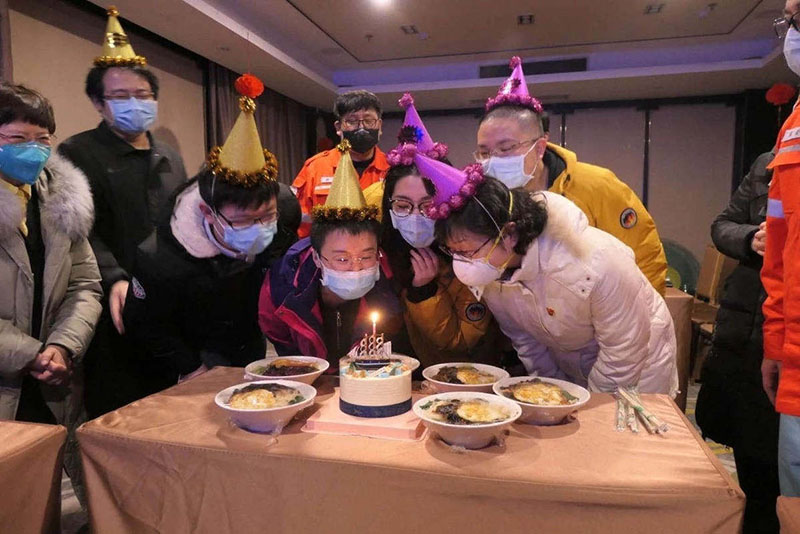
30, 345, 71, 386
178, 364, 209, 383
109, 280, 130, 335
410, 247, 440, 288
752, 221, 767, 256
762, 358, 782, 405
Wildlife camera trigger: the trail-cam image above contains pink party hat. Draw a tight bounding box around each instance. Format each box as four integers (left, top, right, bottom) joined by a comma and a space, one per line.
387, 143, 485, 220
485, 56, 543, 114
389, 93, 448, 162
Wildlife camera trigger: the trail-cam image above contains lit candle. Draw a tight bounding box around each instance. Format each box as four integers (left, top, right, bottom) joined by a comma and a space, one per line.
370, 311, 379, 337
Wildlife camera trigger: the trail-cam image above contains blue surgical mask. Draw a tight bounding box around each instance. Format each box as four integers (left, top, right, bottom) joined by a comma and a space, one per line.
0, 142, 51, 185
389, 211, 435, 249
481, 144, 538, 190
107, 98, 158, 134
320, 264, 380, 300
210, 216, 277, 259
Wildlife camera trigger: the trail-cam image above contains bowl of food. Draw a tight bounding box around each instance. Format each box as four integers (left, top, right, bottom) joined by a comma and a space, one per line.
215, 380, 316, 433
422, 363, 509, 393
493, 376, 590, 425
244, 356, 329, 384
413, 392, 521, 449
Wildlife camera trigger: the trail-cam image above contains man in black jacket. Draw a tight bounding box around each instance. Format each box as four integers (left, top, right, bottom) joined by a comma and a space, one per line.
57, 12, 188, 416
696, 151, 779, 534
123, 173, 298, 385
123, 72, 298, 386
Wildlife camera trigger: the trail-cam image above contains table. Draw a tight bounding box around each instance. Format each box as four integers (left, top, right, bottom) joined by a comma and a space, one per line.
664, 288, 692, 410
78, 367, 744, 534
0, 421, 67, 534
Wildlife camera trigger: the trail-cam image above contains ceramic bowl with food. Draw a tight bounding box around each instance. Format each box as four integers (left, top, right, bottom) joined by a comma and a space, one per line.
244, 356, 329, 384
493, 376, 590, 425
422, 363, 509, 393
215, 380, 316, 433
413, 391, 521, 449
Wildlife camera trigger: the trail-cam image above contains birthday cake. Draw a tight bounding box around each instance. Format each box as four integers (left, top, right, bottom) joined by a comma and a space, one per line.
339, 333, 419, 418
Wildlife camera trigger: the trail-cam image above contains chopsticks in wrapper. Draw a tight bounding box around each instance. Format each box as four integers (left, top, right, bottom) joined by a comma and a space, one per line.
614, 387, 668, 435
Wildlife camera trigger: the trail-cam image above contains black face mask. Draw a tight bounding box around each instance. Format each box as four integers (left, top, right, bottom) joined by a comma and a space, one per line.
342, 128, 380, 154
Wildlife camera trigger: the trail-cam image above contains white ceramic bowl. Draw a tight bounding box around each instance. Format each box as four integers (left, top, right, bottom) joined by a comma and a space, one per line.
244, 356, 329, 385
215, 380, 316, 433
413, 391, 521, 449
492, 376, 590, 426
422, 363, 510, 393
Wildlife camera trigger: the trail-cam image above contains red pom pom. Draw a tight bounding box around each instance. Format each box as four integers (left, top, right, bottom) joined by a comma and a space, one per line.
766, 83, 797, 106
235, 73, 265, 99
509, 56, 522, 69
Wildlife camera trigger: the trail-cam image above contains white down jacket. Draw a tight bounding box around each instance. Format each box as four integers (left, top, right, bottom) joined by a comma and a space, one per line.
473, 192, 678, 396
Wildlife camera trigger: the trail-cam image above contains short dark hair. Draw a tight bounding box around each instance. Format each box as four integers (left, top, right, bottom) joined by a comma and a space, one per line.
310, 218, 381, 253
540, 111, 550, 134
197, 168, 280, 211
85, 66, 160, 103
479, 105, 543, 137
334, 90, 382, 120
435, 176, 547, 255
0, 83, 56, 134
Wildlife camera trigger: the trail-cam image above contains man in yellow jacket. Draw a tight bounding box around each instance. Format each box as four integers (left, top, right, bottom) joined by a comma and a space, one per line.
476, 105, 667, 295
476, 57, 667, 295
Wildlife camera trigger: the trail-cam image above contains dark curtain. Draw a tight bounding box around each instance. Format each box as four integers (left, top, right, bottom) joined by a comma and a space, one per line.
205, 61, 310, 185
0, 0, 12, 81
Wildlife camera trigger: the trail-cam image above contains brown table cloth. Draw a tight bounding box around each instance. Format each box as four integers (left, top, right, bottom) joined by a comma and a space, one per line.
0, 421, 66, 534
779, 496, 800, 534
78, 367, 743, 534
665, 288, 693, 411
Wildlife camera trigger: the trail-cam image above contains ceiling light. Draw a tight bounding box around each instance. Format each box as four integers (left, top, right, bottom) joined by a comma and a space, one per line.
372, 0, 391, 6
518, 14, 534, 25
644, 3, 665, 15
400, 25, 419, 35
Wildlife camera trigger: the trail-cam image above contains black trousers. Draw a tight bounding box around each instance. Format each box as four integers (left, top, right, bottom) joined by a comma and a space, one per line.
734, 451, 780, 534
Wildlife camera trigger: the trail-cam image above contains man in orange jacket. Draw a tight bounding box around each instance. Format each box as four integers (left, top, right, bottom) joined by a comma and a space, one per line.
762, 0, 800, 497
293, 90, 389, 237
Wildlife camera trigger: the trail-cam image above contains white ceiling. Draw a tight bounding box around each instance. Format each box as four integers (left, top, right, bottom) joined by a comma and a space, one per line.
89, 0, 793, 111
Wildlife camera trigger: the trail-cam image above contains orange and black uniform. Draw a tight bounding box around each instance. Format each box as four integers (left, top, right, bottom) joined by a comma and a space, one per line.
292, 148, 389, 237
763, 105, 800, 417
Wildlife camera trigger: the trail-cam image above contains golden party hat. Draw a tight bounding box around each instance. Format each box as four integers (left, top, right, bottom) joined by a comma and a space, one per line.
206, 74, 278, 187
311, 140, 379, 222
93, 6, 147, 67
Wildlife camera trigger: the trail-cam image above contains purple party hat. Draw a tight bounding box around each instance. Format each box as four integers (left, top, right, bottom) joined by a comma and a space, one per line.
485, 56, 543, 114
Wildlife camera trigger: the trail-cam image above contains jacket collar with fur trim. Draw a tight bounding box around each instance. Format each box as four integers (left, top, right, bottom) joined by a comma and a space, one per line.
169, 182, 222, 259
0, 153, 93, 242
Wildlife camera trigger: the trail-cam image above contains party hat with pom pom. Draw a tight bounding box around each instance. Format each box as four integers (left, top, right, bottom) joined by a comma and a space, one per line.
311, 140, 379, 222
485, 56, 542, 114
94, 6, 146, 67
206, 73, 278, 187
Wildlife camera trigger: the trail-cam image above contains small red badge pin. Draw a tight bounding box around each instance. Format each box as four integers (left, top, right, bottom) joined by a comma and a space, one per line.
546, 307, 555, 316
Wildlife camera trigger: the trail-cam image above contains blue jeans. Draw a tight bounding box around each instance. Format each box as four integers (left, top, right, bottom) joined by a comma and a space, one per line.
779, 413, 800, 496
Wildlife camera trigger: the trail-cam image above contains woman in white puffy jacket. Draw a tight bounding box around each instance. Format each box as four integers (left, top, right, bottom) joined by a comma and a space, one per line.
434, 176, 678, 395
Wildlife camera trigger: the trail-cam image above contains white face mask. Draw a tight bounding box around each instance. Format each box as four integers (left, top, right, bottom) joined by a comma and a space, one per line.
389, 211, 435, 249
452, 257, 503, 288
320, 264, 380, 300
786, 27, 800, 77
481, 143, 539, 190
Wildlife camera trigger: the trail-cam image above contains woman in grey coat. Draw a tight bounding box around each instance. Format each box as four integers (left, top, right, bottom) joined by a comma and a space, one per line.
0, 83, 101, 430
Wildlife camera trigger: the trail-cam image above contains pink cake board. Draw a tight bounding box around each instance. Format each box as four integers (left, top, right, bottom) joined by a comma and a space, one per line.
301, 389, 427, 442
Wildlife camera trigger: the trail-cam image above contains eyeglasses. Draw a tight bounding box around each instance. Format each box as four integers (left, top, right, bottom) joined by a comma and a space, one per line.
216, 209, 279, 230
473, 137, 541, 162
321, 252, 379, 270
0, 132, 53, 145
439, 234, 497, 261
340, 117, 380, 130
774, 11, 800, 39
103, 91, 156, 101
389, 198, 433, 218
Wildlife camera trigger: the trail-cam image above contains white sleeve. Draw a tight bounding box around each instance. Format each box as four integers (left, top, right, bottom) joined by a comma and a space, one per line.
586, 248, 652, 392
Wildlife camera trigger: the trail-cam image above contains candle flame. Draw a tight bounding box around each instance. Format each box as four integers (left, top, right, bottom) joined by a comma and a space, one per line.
370, 311, 379, 323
